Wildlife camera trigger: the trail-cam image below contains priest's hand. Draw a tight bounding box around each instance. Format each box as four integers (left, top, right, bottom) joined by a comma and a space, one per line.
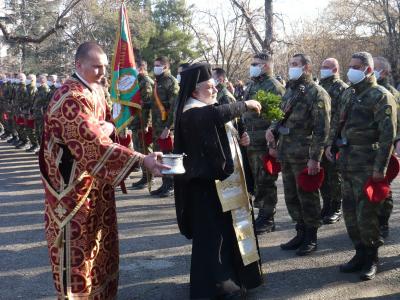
307, 159, 320, 175
143, 152, 170, 177
239, 132, 250, 146
160, 127, 170, 139
245, 100, 261, 115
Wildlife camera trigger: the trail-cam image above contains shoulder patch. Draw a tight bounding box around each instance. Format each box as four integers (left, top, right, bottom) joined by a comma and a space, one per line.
385, 105, 392, 116
317, 101, 324, 108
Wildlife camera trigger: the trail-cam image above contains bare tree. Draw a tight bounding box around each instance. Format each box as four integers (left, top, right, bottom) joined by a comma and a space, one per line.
0, 0, 83, 44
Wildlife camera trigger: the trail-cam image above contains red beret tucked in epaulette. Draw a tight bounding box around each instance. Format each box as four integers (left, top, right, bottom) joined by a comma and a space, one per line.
138, 126, 153, 146
262, 153, 281, 175
297, 167, 325, 192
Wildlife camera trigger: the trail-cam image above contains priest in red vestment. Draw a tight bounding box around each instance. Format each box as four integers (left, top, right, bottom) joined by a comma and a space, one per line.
39, 42, 166, 299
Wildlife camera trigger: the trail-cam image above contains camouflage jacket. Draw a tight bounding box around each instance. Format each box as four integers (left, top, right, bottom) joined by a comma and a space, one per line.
153, 70, 179, 129
13, 84, 29, 113
48, 85, 57, 103
243, 74, 286, 148
32, 84, 51, 118
276, 75, 331, 163
217, 83, 236, 105
26, 84, 38, 113
377, 77, 400, 144
320, 75, 348, 135
130, 74, 154, 129
2, 82, 13, 110
328, 75, 397, 174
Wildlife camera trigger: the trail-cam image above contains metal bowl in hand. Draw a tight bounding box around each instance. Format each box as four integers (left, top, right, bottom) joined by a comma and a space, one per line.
161, 154, 186, 175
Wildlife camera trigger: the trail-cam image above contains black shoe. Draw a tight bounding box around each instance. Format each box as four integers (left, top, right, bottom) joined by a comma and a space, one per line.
323, 209, 342, 224
378, 216, 389, 239
296, 227, 318, 256
158, 187, 174, 198
360, 247, 378, 281
339, 245, 365, 273
0, 133, 11, 140
132, 176, 147, 189
17, 142, 30, 150
281, 224, 305, 250
14, 139, 23, 146
255, 212, 275, 234
150, 184, 166, 196
7, 136, 16, 143
26, 144, 38, 152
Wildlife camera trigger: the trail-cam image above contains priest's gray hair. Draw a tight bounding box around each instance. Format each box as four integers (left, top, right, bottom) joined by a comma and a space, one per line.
195, 79, 212, 90
374, 56, 391, 72
352, 52, 374, 68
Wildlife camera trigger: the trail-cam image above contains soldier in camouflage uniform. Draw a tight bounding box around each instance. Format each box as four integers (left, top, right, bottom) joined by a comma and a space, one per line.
319, 58, 348, 224
0, 73, 7, 137
25, 74, 38, 152
131, 60, 154, 190
150, 56, 180, 198
326, 52, 397, 280
47, 74, 58, 101
14, 73, 31, 150
266, 53, 331, 255
32, 74, 50, 150
244, 53, 286, 234
373, 56, 399, 238
5, 75, 19, 144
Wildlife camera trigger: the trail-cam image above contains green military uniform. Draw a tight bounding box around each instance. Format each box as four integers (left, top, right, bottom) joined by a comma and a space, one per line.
216, 83, 236, 105
328, 75, 397, 251
0, 79, 7, 135
25, 83, 38, 148
14, 82, 29, 145
243, 74, 285, 227
276, 74, 330, 254
150, 70, 179, 197
32, 83, 51, 144
131, 73, 153, 153
4, 80, 18, 140
376, 77, 399, 236
319, 75, 348, 222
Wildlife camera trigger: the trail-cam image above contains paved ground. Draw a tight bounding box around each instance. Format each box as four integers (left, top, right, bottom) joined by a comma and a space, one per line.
0, 139, 400, 300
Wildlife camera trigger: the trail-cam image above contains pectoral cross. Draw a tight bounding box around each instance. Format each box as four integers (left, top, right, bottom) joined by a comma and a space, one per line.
54, 205, 67, 218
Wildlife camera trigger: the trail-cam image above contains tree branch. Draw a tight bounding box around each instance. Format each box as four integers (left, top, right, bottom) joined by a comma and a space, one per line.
0, 0, 83, 44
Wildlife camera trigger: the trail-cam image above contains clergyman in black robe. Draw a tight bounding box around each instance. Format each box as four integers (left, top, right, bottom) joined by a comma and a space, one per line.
173, 63, 263, 299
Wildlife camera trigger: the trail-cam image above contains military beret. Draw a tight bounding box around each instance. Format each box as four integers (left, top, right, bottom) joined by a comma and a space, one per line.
363, 178, 390, 203
262, 153, 281, 175
297, 167, 325, 192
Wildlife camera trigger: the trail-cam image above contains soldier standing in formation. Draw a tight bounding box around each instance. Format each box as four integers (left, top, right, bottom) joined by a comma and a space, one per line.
244, 52, 286, 234
32, 74, 51, 151
25, 74, 38, 152
14, 73, 31, 150
131, 60, 154, 190
326, 51, 397, 280
266, 53, 331, 256
373, 56, 400, 239
0, 74, 7, 137
150, 56, 179, 198
319, 58, 348, 224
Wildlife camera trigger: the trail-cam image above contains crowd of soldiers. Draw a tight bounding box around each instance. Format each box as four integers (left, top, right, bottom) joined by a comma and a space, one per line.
0, 73, 62, 153
1, 50, 398, 282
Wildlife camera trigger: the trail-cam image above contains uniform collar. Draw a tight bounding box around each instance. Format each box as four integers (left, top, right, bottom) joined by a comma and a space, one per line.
351, 74, 376, 94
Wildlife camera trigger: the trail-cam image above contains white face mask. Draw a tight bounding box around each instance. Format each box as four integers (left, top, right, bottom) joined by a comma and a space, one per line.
154, 66, 164, 76
176, 74, 181, 83
374, 70, 382, 80
26, 79, 32, 85
249, 65, 262, 78
320, 69, 333, 80
288, 67, 303, 81
15, 79, 21, 84
55, 82, 62, 88
347, 67, 367, 85
48, 81, 53, 87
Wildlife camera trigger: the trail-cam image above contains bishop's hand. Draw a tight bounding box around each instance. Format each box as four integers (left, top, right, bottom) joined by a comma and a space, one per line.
143, 152, 170, 177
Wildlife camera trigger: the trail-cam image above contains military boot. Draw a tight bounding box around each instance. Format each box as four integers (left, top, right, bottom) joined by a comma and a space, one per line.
280, 224, 305, 250
7, 135, 17, 143
150, 178, 167, 196
296, 226, 318, 256
14, 139, 23, 146
159, 177, 174, 198
132, 171, 153, 190
1, 132, 11, 140
320, 198, 331, 220
255, 209, 275, 234
360, 247, 378, 281
323, 201, 342, 224
378, 216, 389, 239
17, 141, 30, 150
339, 245, 365, 273
26, 143, 39, 153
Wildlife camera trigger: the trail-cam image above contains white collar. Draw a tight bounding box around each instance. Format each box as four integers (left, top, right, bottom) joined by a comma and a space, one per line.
183, 97, 217, 113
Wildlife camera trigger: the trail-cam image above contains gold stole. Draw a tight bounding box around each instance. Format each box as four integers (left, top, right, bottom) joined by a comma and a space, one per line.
153, 81, 168, 121
215, 122, 260, 266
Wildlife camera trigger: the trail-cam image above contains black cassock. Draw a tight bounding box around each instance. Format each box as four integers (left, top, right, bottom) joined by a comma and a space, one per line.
174, 101, 263, 299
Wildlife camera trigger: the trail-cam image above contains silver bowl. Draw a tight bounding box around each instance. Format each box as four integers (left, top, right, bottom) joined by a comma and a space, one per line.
161, 154, 186, 175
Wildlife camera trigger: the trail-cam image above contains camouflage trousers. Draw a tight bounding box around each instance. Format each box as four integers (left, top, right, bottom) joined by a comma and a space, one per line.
247, 148, 278, 217
16, 123, 28, 142
379, 192, 393, 220
341, 170, 383, 248
6, 112, 17, 136
320, 156, 342, 211
281, 161, 321, 228
35, 118, 43, 144
26, 125, 38, 145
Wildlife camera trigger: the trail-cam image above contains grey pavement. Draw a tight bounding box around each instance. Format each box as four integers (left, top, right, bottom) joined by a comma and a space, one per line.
0, 139, 399, 299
